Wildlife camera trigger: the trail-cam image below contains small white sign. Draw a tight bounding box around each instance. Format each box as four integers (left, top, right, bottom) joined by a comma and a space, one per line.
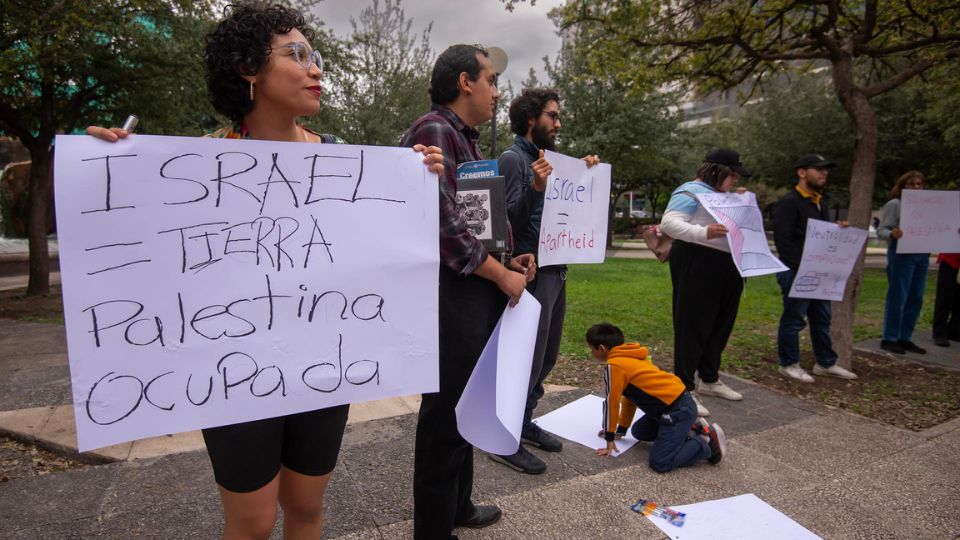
897, 189, 960, 254
537, 151, 611, 266
789, 219, 867, 301
695, 191, 788, 277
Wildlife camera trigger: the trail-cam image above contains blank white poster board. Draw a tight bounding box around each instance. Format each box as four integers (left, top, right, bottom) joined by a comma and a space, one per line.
646, 494, 821, 540
533, 394, 643, 457
456, 291, 540, 455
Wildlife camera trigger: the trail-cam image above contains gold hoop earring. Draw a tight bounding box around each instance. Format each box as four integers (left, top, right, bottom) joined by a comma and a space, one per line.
249, 81, 254, 101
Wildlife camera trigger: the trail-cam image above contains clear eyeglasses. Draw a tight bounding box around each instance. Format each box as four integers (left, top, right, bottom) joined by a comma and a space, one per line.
283, 42, 323, 73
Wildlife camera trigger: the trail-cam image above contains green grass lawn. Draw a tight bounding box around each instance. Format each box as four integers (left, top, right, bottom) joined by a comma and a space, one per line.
560, 258, 936, 368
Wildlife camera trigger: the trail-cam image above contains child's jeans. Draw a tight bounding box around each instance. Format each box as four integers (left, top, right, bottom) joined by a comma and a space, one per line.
630, 392, 712, 473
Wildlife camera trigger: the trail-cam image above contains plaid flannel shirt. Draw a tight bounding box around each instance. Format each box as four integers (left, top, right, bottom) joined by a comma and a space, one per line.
400, 105, 510, 276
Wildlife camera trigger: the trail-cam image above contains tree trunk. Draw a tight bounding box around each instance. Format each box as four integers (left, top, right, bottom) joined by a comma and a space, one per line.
830, 82, 878, 368
26, 145, 52, 296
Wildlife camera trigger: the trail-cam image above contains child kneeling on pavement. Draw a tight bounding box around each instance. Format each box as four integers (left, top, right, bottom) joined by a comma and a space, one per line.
586, 323, 726, 471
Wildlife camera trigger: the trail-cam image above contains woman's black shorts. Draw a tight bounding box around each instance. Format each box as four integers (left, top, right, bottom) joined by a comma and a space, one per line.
201, 404, 349, 493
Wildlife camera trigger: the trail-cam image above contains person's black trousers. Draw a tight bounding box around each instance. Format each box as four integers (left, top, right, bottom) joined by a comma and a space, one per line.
523, 265, 566, 425
933, 260, 960, 341
669, 240, 743, 391
413, 266, 507, 539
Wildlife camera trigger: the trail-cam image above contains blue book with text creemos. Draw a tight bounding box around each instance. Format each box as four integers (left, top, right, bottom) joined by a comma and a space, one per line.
456, 159, 499, 179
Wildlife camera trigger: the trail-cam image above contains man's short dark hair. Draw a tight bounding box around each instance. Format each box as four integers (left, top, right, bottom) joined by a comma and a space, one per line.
509, 88, 560, 136
429, 44, 488, 105
585, 323, 625, 349
205, 1, 315, 122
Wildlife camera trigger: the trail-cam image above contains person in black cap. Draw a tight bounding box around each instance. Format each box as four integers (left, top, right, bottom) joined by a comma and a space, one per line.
660, 148, 751, 417
772, 154, 858, 382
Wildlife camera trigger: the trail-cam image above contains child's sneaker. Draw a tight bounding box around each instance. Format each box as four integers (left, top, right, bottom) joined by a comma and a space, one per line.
691, 417, 710, 437
706, 423, 727, 465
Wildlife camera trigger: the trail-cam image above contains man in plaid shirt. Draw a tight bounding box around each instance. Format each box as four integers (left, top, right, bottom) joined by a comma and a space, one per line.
400, 44, 535, 539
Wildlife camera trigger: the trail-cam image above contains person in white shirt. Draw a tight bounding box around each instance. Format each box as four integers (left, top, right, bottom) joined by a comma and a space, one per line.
660, 149, 750, 417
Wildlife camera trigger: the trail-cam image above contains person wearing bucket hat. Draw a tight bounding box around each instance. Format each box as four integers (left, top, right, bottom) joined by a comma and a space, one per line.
660, 149, 751, 417
773, 154, 858, 383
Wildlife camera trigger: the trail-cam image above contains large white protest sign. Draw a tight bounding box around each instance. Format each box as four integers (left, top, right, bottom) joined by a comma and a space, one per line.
455, 290, 540, 455
789, 220, 867, 301
54, 134, 439, 451
537, 151, 611, 266
897, 189, 960, 254
695, 191, 787, 277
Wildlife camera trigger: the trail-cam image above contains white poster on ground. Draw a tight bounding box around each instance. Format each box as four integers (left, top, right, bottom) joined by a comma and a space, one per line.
533, 394, 644, 457
456, 290, 540, 455
537, 151, 611, 266
897, 189, 960, 254
54, 134, 440, 451
644, 493, 821, 540
695, 191, 788, 277
789, 219, 868, 301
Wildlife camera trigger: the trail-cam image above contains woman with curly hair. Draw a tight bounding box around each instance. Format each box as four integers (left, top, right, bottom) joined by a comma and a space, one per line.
877, 170, 930, 355
88, 2, 442, 538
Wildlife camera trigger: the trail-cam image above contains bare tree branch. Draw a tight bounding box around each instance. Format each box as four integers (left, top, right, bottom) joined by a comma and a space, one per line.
862, 46, 960, 97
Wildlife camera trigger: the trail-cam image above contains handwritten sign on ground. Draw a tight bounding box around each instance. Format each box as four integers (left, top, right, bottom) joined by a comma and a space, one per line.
695, 191, 787, 277
537, 151, 611, 266
54, 134, 439, 451
789, 220, 867, 301
897, 189, 960, 254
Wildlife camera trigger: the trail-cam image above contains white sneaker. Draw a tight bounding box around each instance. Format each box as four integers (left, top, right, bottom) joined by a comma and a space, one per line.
693, 394, 710, 417
697, 380, 743, 401
813, 364, 858, 380
779, 364, 814, 383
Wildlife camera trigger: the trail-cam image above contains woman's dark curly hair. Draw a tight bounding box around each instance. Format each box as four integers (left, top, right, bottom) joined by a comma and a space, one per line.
205, 2, 316, 123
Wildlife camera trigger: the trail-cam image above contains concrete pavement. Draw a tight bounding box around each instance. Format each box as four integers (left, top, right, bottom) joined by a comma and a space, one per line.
1, 318, 958, 538
1, 238, 958, 538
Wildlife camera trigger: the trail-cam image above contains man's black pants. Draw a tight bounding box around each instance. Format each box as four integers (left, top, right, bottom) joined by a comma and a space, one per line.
413, 266, 507, 539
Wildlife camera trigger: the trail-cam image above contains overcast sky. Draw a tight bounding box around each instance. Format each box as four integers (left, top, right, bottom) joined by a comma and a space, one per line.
310, 0, 565, 90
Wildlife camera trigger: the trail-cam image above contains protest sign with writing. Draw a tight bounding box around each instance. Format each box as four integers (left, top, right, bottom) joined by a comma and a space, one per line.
537, 151, 611, 266
789, 219, 867, 301
695, 191, 787, 277
54, 134, 439, 451
897, 189, 960, 254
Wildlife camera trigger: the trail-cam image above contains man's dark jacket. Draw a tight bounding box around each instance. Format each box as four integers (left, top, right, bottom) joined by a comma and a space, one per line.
772, 188, 830, 271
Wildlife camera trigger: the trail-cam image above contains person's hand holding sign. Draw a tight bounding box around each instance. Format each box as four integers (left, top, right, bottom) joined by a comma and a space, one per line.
531, 149, 553, 192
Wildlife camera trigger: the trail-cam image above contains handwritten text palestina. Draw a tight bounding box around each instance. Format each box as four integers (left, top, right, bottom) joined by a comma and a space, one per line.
82, 274, 386, 348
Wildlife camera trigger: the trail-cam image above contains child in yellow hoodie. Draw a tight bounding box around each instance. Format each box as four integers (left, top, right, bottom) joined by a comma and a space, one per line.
586, 322, 726, 472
